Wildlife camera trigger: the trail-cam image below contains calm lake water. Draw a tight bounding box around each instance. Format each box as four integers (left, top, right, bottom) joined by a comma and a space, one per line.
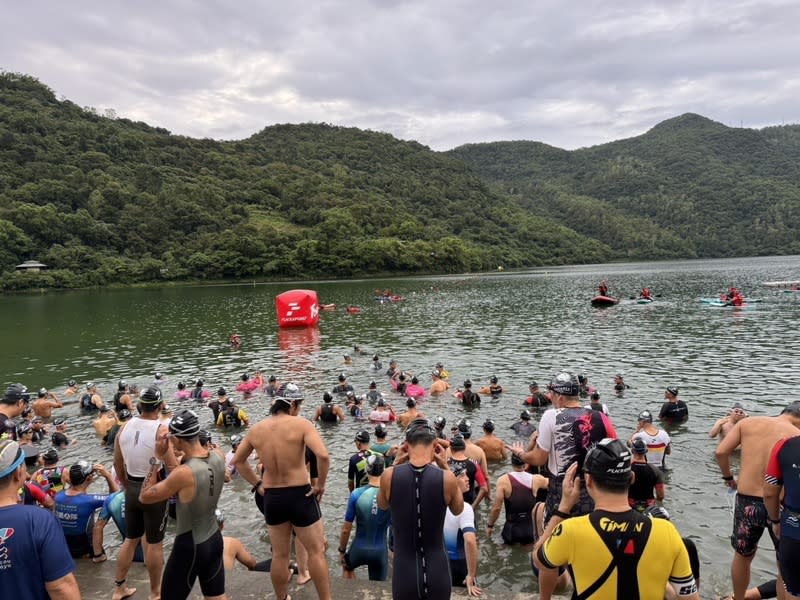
5, 255, 800, 597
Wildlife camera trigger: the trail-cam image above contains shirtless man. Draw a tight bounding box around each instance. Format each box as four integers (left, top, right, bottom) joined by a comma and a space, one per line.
716, 401, 800, 600
32, 388, 62, 418
474, 419, 507, 461
709, 403, 747, 440
233, 384, 331, 600
429, 371, 450, 395
93, 407, 117, 438
64, 379, 79, 396
396, 398, 423, 430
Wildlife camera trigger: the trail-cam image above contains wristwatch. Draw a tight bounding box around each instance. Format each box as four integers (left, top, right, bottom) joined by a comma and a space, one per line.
149, 457, 159, 466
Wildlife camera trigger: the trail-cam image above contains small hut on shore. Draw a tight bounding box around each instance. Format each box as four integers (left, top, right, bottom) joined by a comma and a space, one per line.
15, 260, 47, 273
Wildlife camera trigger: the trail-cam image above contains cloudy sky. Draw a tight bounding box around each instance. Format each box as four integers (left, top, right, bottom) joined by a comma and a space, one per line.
3, 1, 799, 150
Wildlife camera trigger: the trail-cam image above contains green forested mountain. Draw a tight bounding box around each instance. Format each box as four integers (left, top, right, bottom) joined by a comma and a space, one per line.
448, 114, 800, 259
0, 72, 608, 290
2, 72, 799, 292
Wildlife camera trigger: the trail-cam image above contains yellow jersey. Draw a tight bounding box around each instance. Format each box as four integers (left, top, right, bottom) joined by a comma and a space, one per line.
538, 509, 695, 600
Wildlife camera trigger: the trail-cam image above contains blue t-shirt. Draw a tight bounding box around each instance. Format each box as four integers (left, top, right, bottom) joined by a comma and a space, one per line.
0, 504, 75, 600
344, 484, 391, 551
54, 491, 107, 539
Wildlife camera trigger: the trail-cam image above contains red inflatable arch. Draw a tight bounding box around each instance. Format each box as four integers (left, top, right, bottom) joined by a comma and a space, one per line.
275, 289, 320, 328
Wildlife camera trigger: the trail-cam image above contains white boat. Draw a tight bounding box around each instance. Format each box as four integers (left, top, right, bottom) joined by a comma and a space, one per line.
762, 280, 800, 288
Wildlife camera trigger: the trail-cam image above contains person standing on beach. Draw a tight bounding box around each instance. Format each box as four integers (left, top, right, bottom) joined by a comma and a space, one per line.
716, 401, 800, 600
233, 384, 332, 600
112, 386, 177, 600
378, 418, 464, 600
0, 439, 81, 600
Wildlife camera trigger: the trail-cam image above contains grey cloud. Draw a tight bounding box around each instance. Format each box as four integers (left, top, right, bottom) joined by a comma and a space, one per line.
2, 0, 799, 150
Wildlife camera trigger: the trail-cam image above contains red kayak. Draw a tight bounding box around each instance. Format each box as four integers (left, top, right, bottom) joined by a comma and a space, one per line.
591, 295, 619, 307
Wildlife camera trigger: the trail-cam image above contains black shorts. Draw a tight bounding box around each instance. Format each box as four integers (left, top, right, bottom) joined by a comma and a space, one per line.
162, 530, 225, 600
263, 485, 321, 527
731, 494, 775, 557
125, 479, 168, 543
544, 476, 594, 526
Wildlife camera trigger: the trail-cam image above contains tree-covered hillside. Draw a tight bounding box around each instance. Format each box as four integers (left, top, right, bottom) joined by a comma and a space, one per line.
0, 72, 608, 290
448, 114, 800, 259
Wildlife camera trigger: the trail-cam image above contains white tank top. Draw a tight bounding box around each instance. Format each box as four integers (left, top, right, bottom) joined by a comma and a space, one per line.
119, 417, 161, 477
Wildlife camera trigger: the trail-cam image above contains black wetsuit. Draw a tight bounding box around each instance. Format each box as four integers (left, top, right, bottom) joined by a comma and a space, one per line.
659, 400, 689, 423
460, 389, 480, 409
501, 472, 536, 545
390, 463, 451, 600
319, 403, 338, 423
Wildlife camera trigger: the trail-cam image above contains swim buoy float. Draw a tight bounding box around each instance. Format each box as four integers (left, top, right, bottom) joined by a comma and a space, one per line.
275, 289, 320, 328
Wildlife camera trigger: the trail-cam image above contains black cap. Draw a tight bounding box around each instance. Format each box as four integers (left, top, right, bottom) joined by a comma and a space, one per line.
366, 454, 385, 476
406, 398, 416, 408
450, 435, 466, 451
405, 418, 436, 443
168, 409, 201, 439
450, 463, 467, 477
549, 372, 580, 396
374, 423, 388, 437
520, 410, 531, 421
53, 417, 66, 427
482, 419, 495, 433
323, 392, 333, 402
217, 387, 227, 397
463, 379, 472, 387
139, 386, 163, 405
411, 376, 419, 385
376, 398, 386, 407
434, 416, 446, 429
354, 430, 370, 443
631, 438, 648, 455
666, 386, 679, 397
241, 373, 249, 381
338, 373, 346, 382
369, 380, 377, 388
781, 401, 800, 418
117, 408, 132, 421
490, 375, 498, 384
584, 439, 632, 485
42, 448, 59, 464
269, 375, 277, 382
198, 430, 212, 446
2, 383, 30, 404
69, 461, 94, 486
529, 381, 538, 389
118, 380, 127, 391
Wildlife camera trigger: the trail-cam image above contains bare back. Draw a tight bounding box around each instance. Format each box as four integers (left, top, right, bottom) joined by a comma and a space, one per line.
736, 416, 800, 495
249, 414, 317, 488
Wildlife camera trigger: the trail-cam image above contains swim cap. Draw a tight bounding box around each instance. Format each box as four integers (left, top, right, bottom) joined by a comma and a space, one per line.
198, 430, 212, 446
584, 439, 632, 485
99, 405, 111, 413
666, 386, 679, 397
241, 373, 249, 381
53, 417, 66, 427
86, 382, 96, 390
490, 376, 498, 384
168, 409, 201, 439
230, 434, 242, 447
645, 505, 671, 521
366, 454, 385, 476
405, 418, 436, 444
269, 375, 277, 382
373, 354, 379, 361
323, 392, 333, 402
42, 448, 59, 464
374, 423, 387, 437
118, 380, 127, 391
449, 435, 466, 451
16, 421, 32, 436
195, 379, 204, 387
346, 390, 356, 398
68, 379, 77, 387
177, 381, 186, 390
432, 370, 440, 378
411, 376, 419, 385
529, 381, 538, 389
217, 387, 227, 397
369, 381, 377, 389
482, 419, 495, 433
139, 386, 163, 405
781, 401, 800, 418
155, 372, 162, 380
68, 461, 94, 486
549, 372, 580, 396
31, 416, 43, 424
38, 388, 47, 397
637, 410, 653, 423
450, 463, 467, 477
433, 416, 446, 429
463, 379, 472, 388
631, 438, 648, 455
578, 374, 587, 384
457, 419, 471, 433
117, 409, 132, 421
354, 430, 370, 444
376, 398, 386, 406
590, 391, 600, 401
520, 410, 531, 421
281, 383, 303, 401
406, 398, 416, 408
338, 373, 346, 382
2, 383, 30, 404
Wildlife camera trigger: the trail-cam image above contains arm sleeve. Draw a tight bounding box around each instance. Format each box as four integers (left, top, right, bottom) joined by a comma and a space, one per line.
600, 413, 616, 438
459, 503, 476, 533
473, 464, 487, 487
344, 489, 359, 522
537, 520, 572, 569
667, 525, 697, 595
536, 410, 555, 451
37, 511, 76, 583
765, 438, 787, 485
659, 403, 669, 419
